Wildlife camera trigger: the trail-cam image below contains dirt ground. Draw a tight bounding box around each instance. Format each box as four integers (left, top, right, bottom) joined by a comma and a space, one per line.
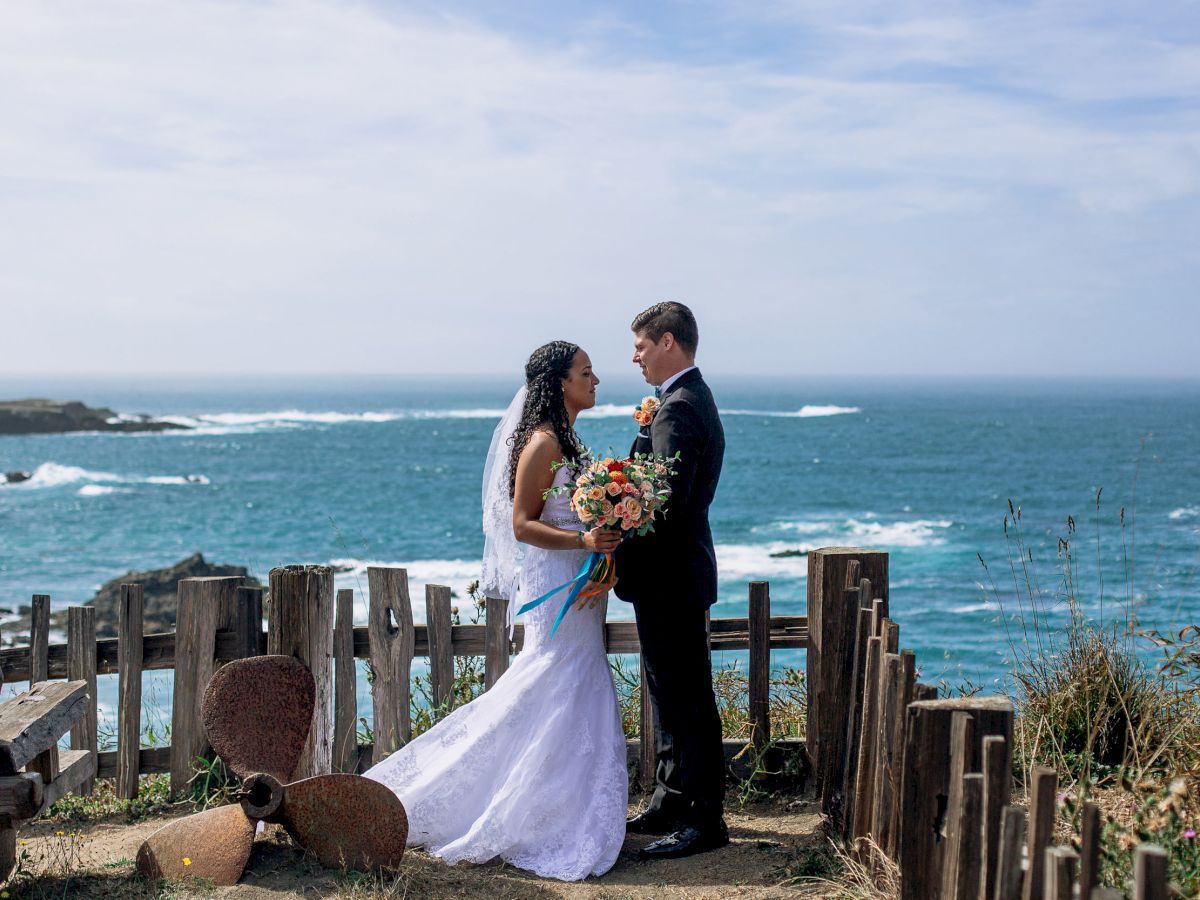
6, 797, 840, 899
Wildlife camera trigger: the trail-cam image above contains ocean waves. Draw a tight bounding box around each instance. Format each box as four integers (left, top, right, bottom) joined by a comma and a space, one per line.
134, 402, 863, 434
754, 515, 955, 549
2, 462, 210, 495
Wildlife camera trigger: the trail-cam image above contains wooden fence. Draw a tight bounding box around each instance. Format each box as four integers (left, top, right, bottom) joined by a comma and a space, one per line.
805, 547, 1174, 900
0, 565, 806, 800
1, 550, 1176, 897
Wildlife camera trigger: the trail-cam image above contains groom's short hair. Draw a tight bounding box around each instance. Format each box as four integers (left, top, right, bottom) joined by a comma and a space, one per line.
631, 302, 698, 355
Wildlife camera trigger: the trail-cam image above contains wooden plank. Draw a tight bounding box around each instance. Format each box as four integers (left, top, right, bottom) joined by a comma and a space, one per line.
333, 589, 358, 774
1133, 844, 1168, 900
96, 745, 171, 779
233, 586, 264, 659
1090, 890, 1123, 900
748, 581, 771, 756
0, 772, 43, 820
426, 585, 454, 712
981, 735, 1011, 900
39, 748, 95, 813
1023, 766, 1058, 900
897, 697, 1014, 900
850, 633, 883, 843
953, 773, 985, 900
366, 566, 414, 758
30, 595, 50, 686
806, 548, 887, 822
0, 615, 811, 680
0, 681, 88, 773
995, 805, 1028, 900
67, 606, 98, 795
1045, 846, 1078, 900
940, 712, 975, 899
484, 595, 510, 689
269, 565, 335, 777
1078, 800, 1101, 900
639, 658, 656, 791
117, 584, 143, 800
869, 651, 902, 856
881, 619, 899, 654
171, 576, 240, 797
841, 591, 873, 837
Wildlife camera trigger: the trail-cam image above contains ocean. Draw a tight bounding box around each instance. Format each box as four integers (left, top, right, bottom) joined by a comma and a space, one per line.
1, 374, 1197, 737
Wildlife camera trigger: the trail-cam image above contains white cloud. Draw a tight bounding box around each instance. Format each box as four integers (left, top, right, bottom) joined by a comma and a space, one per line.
0, 0, 1196, 376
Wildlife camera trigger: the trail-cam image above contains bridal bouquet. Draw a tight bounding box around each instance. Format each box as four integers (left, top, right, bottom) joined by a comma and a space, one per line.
517, 449, 679, 636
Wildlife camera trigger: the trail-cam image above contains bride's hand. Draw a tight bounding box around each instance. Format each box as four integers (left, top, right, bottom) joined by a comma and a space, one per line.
575, 577, 616, 610
581, 527, 622, 553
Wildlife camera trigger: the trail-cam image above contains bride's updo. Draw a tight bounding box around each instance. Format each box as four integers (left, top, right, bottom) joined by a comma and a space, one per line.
507, 340, 585, 498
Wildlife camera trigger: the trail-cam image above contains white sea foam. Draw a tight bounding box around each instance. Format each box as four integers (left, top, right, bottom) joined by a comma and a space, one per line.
754, 516, 953, 548
725, 405, 861, 418
1168, 506, 1198, 520
714, 542, 815, 580
950, 602, 999, 614
77, 485, 119, 497
5, 461, 210, 491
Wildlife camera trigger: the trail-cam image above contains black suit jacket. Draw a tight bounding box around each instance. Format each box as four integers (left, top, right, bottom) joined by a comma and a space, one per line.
614, 368, 725, 607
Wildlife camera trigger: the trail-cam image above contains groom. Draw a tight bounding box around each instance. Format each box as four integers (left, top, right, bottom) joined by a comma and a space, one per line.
614, 302, 728, 860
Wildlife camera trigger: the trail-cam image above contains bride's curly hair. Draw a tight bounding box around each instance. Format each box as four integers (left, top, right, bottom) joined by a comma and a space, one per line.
508, 340, 584, 498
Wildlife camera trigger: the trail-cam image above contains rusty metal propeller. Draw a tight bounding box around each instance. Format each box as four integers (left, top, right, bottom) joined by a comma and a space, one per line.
136, 655, 408, 885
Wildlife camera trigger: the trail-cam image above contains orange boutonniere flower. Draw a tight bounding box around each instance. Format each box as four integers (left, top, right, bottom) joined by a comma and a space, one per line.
633, 396, 659, 427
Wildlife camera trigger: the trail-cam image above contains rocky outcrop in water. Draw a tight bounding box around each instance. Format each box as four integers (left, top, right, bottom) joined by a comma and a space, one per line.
0, 399, 188, 435
90, 553, 263, 635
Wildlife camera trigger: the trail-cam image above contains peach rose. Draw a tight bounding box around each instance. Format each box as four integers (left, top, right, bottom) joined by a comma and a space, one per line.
624, 498, 643, 519
605, 481, 623, 497
587, 486, 606, 501
578, 506, 596, 523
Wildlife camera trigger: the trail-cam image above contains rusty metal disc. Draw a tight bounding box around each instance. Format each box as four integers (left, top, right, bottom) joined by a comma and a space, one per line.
279, 774, 408, 871
135, 804, 255, 885
202, 654, 315, 782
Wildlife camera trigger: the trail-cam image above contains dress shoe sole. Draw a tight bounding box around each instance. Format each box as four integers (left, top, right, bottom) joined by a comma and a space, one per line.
636, 833, 729, 861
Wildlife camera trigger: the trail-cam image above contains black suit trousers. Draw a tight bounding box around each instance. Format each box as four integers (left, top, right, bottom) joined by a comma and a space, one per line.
635, 597, 726, 826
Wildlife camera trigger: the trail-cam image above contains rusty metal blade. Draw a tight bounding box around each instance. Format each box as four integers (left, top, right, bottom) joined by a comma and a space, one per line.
279, 774, 408, 870
135, 804, 255, 885
202, 654, 315, 781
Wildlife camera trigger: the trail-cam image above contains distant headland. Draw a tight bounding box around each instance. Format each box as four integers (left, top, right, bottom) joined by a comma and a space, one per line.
0, 398, 189, 436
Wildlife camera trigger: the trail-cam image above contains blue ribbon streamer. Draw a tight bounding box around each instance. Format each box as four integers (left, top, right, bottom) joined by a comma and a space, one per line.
516, 552, 599, 638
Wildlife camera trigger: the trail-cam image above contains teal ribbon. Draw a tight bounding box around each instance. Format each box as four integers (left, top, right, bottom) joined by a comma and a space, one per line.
516, 552, 599, 638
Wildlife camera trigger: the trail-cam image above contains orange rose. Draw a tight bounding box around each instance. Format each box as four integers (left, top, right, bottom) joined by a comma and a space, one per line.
587, 486, 605, 501
609, 471, 628, 485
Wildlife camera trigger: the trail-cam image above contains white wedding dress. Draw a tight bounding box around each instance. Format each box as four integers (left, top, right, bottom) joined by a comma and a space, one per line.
365, 465, 629, 881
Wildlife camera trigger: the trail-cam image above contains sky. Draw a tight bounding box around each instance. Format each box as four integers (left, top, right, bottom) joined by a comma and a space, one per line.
1, 1, 1198, 378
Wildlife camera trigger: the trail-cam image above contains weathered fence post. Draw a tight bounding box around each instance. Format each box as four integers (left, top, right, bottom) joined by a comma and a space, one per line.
30, 595, 50, 686
748, 581, 771, 756
842, 574, 869, 834
1023, 766, 1058, 900
333, 588, 358, 773
117, 584, 143, 800
871, 649, 914, 859
366, 566, 414, 759
981, 734, 1011, 900
897, 696, 1014, 900
426, 585, 454, 713
171, 576, 242, 797
850, 631, 883, 843
1078, 800, 1101, 900
27, 595, 55, 784
994, 805, 1027, 900
807, 547, 888, 821
233, 585, 264, 659
484, 595, 510, 689
940, 711, 976, 898
67, 606, 97, 795
639, 660, 657, 791
1045, 846, 1078, 900
268, 565, 334, 778
1133, 844, 1169, 900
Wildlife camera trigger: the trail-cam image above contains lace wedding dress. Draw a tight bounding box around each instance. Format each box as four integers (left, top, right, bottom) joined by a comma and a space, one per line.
365, 465, 629, 881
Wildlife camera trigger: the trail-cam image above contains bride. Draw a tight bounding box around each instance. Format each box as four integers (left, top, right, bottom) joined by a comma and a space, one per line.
365, 340, 628, 881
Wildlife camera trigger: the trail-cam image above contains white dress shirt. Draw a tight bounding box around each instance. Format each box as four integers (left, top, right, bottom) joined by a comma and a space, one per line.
658, 365, 697, 395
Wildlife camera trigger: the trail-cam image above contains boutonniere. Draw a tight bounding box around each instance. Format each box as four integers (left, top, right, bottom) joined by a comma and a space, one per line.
633, 396, 660, 427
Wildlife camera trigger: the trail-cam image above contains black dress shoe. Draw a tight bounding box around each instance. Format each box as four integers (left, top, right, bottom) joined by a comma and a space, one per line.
636, 821, 730, 860
626, 807, 682, 835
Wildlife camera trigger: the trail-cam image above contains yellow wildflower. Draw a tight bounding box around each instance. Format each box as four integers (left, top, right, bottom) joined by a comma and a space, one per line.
183, 856, 192, 866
